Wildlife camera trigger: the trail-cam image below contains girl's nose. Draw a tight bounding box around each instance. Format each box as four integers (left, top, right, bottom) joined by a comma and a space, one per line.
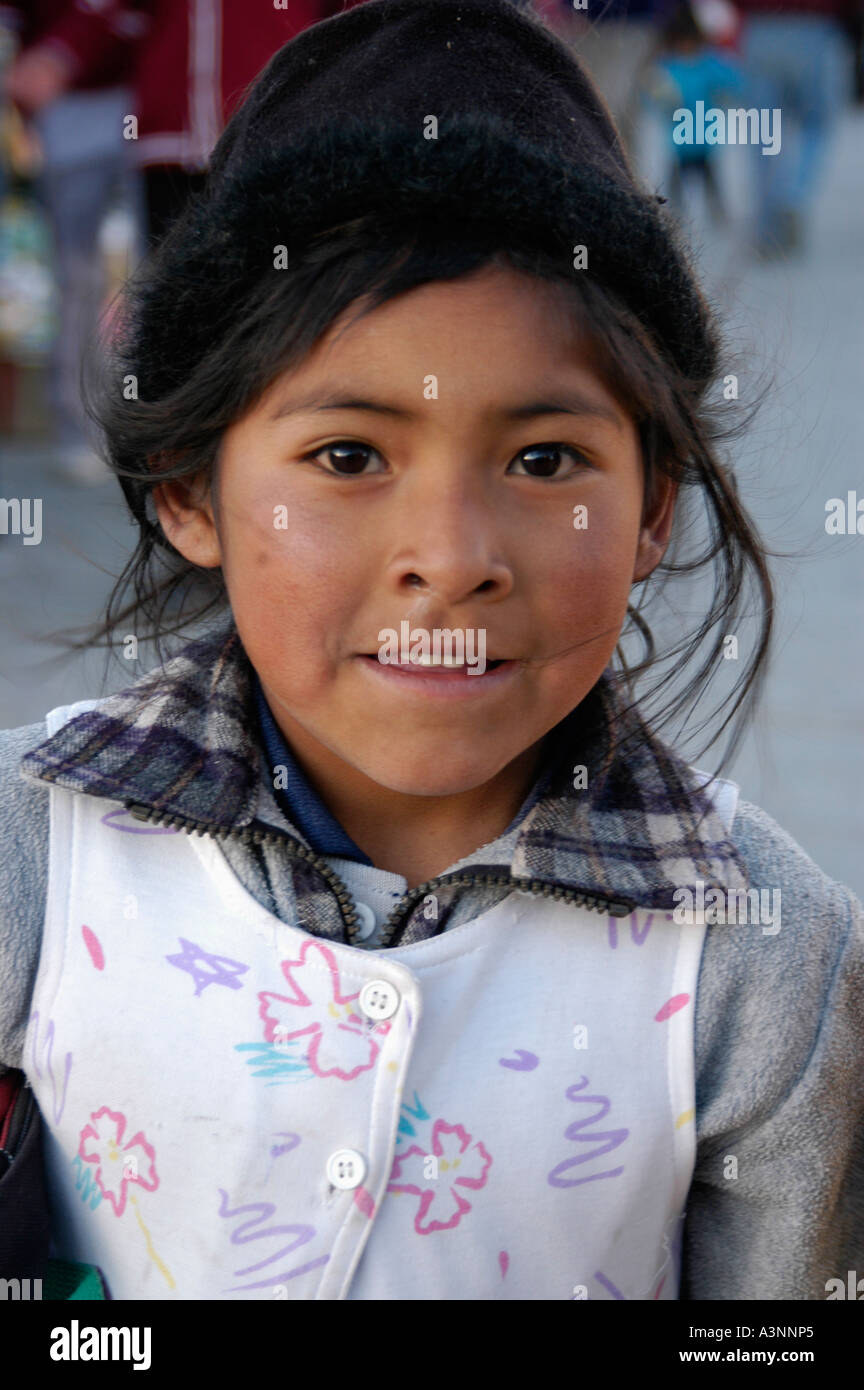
397, 556, 513, 606
385, 490, 514, 606
383, 467, 516, 603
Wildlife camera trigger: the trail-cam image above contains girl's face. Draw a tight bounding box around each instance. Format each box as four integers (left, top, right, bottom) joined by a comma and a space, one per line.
155, 263, 675, 798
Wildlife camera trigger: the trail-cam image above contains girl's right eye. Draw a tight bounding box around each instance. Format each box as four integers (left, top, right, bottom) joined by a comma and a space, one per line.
303, 440, 386, 476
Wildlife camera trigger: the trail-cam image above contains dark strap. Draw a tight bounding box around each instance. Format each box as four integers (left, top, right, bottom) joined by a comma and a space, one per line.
0, 1070, 51, 1283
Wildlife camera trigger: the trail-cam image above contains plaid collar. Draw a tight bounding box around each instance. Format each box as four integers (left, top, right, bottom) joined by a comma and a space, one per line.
19, 620, 748, 909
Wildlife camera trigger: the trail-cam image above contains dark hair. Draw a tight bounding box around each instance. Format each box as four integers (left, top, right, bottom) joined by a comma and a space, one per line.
660, 2, 707, 49
80, 204, 773, 770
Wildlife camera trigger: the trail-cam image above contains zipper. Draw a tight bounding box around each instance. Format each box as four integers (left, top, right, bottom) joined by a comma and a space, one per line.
125, 801, 636, 947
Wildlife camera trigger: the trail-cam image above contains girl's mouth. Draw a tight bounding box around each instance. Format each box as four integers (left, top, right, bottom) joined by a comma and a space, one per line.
355, 653, 515, 696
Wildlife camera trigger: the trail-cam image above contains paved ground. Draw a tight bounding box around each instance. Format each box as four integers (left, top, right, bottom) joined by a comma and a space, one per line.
642, 109, 864, 898
1, 107, 862, 897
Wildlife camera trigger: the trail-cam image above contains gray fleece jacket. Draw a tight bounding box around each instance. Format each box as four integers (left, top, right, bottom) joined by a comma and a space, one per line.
1, 623, 863, 1300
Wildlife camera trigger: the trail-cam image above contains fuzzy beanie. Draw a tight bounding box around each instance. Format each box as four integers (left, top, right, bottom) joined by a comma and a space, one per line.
131, 0, 719, 402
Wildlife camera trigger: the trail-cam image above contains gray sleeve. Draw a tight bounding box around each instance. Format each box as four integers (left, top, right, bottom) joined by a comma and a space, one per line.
683, 798, 864, 1300
0, 722, 50, 1072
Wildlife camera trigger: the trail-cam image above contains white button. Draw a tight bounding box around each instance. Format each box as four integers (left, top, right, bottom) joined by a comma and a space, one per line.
326, 1148, 367, 1190
358, 979, 400, 1021
354, 902, 377, 940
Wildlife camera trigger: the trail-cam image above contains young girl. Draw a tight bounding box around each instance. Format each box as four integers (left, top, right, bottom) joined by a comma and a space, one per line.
1, 0, 861, 1302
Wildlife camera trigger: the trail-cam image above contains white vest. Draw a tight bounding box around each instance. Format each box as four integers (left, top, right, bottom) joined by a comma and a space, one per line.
25, 701, 737, 1301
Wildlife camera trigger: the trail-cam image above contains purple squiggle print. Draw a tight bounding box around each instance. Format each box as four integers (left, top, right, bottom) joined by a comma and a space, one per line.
217, 1189, 328, 1293
27, 1011, 72, 1124
100, 808, 180, 835
547, 1075, 629, 1188
607, 913, 655, 949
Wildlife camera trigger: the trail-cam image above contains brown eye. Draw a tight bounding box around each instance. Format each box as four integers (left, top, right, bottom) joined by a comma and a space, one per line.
510, 445, 590, 479
308, 441, 385, 475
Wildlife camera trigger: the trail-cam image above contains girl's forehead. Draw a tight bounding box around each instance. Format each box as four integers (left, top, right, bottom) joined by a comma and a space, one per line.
259, 269, 601, 398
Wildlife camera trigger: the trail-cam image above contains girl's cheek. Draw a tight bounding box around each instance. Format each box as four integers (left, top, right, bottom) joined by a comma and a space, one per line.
547, 514, 636, 586
223, 477, 365, 589
541, 531, 636, 635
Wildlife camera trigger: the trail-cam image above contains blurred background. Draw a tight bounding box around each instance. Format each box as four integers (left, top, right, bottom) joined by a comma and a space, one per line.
0, 0, 861, 895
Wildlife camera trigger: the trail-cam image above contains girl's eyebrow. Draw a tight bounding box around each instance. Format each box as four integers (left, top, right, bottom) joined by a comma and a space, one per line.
269, 388, 624, 431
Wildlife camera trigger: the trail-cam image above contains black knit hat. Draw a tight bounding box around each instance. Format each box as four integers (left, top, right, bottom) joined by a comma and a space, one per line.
147, 0, 719, 386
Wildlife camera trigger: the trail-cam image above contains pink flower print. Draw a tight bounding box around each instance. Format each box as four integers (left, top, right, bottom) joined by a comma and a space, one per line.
258, 939, 390, 1082
387, 1120, 493, 1234
78, 1106, 158, 1217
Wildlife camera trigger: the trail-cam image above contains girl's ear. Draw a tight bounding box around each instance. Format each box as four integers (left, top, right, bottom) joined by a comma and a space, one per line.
632, 471, 678, 583
152, 475, 222, 569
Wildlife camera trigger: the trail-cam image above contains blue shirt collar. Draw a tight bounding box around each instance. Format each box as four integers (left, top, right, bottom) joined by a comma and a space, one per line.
253, 674, 373, 864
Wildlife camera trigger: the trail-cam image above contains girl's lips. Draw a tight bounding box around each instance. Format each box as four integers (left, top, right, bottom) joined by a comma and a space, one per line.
355, 653, 518, 697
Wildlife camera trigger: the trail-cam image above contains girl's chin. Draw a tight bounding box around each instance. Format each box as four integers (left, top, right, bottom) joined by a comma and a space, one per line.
348, 757, 519, 799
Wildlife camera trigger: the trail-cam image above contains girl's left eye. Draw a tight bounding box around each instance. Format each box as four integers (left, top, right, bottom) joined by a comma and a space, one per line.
508, 444, 592, 479
305, 441, 386, 475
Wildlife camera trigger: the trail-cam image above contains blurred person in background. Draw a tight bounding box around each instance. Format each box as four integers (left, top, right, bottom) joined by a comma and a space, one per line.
0, 1, 145, 483
735, 0, 861, 256
644, 0, 744, 221
0, 0, 365, 486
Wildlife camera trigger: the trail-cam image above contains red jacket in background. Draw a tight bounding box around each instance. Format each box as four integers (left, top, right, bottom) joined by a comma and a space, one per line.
0, 0, 144, 89
130, 0, 362, 171
1, 0, 370, 170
